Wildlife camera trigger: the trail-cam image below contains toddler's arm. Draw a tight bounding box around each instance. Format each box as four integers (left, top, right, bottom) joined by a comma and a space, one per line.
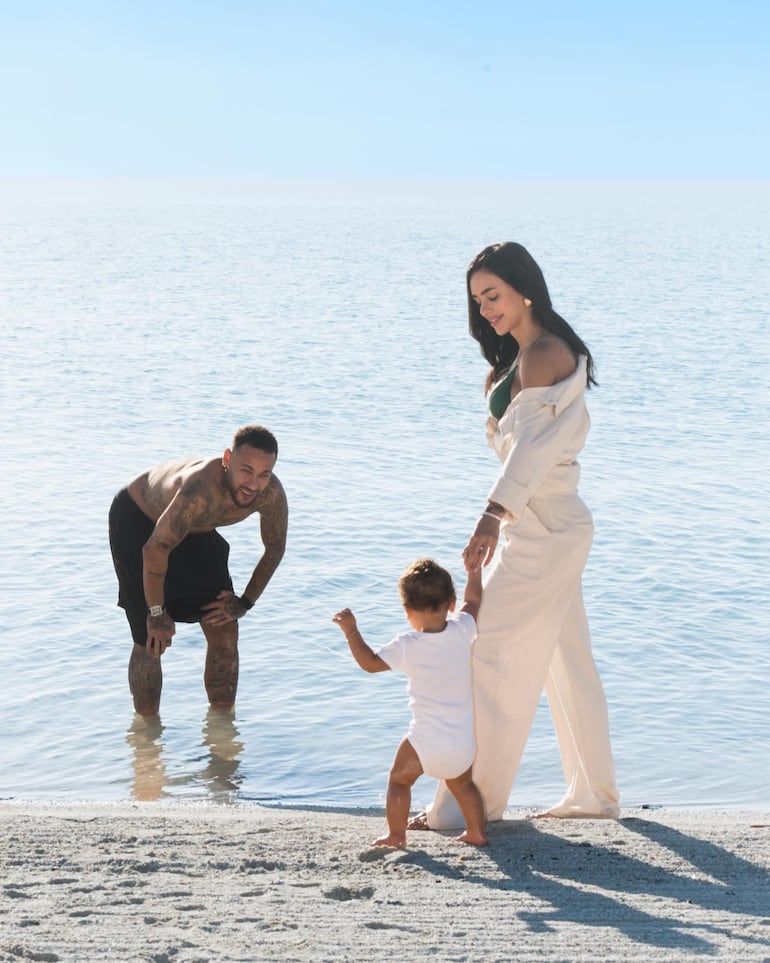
460, 565, 483, 623
332, 608, 390, 673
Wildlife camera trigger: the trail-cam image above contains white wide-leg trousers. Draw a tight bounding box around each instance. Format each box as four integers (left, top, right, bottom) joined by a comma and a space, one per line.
426, 500, 619, 829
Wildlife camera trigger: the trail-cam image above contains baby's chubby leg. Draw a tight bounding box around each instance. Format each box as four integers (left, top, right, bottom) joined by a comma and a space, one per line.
374, 738, 423, 848
445, 767, 489, 846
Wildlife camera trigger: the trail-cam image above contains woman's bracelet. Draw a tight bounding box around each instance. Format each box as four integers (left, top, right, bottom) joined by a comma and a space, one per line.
239, 594, 255, 610
482, 510, 504, 522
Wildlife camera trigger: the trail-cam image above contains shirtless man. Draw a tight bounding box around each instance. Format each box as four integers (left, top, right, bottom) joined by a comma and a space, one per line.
109, 425, 288, 717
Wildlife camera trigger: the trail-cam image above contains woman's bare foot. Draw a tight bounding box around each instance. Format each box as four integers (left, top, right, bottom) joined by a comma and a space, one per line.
531, 808, 619, 820
454, 829, 488, 846
406, 811, 430, 830
372, 833, 406, 848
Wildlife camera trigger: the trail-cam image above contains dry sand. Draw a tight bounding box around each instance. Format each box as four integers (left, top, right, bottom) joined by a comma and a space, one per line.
1, 801, 768, 962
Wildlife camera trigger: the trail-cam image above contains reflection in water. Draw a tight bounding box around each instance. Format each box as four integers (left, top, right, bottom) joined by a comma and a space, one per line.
126, 715, 167, 801
126, 708, 244, 802
199, 707, 244, 797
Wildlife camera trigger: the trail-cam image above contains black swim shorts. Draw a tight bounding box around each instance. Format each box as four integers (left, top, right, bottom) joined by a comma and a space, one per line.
108, 487, 234, 646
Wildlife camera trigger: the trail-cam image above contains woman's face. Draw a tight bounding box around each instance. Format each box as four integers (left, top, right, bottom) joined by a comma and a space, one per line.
469, 269, 529, 339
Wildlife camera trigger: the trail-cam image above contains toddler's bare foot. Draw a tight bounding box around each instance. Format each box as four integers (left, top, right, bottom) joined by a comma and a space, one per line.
454, 829, 488, 846
372, 833, 406, 849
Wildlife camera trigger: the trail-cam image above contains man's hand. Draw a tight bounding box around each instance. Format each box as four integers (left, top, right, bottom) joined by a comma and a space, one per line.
146, 611, 175, 658
201, 590, 249, 626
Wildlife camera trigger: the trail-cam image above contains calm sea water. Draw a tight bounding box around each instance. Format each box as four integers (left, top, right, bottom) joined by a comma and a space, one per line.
1, 178, 768, 812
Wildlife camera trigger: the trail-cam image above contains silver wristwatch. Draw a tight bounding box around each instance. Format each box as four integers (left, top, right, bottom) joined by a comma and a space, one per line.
147, 605, 165, 618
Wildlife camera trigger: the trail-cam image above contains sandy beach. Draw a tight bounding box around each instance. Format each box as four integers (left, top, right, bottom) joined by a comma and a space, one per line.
1, 802, 768, 962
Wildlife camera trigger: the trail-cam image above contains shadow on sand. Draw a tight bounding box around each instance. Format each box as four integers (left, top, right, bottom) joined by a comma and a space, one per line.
369, 815, 770, 956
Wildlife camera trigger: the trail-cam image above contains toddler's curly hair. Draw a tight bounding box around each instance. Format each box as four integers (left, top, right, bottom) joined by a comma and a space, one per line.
398, 558, 456, 612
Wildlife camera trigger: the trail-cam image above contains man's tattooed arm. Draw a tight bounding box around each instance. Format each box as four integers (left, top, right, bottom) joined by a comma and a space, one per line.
142, 475, 220, 608
239, 476, 288, 607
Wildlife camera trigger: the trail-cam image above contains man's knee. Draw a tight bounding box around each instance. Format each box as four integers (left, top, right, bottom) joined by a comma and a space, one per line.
129, 641, 159, 667
202, 623, 239, 649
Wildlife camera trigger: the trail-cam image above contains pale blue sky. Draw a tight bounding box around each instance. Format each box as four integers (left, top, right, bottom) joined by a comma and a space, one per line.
1, 0, 767, 177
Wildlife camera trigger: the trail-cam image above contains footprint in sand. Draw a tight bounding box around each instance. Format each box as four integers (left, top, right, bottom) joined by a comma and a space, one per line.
323, 885, 375, 901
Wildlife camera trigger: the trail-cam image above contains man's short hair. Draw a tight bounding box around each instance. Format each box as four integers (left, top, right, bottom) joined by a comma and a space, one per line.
398, 558, 456, 612
233, 425, 278, 456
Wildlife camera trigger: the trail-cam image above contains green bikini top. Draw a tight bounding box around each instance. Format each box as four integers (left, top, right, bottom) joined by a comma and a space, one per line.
488, 358, 520, 419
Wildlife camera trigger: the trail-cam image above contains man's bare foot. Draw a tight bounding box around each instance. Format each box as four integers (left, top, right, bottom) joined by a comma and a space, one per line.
454, 829, 489, 846
406, 811, 430, 830
372, 833, 406, 848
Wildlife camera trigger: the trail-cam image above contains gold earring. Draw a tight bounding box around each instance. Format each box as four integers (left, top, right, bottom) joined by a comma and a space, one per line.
524, 298, 532, 307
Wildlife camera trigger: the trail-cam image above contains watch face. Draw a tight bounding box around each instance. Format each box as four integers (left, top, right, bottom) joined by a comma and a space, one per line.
149, 605, 164, 617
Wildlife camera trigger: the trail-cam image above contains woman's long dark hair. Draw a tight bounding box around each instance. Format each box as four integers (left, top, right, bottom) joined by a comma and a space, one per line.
467, 242, 597, 391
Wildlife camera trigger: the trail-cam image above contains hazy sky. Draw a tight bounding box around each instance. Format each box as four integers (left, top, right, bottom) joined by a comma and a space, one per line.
1, 0, 767, 177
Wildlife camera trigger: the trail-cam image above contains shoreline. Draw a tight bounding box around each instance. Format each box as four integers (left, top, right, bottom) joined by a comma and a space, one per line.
2, 801, 769, 961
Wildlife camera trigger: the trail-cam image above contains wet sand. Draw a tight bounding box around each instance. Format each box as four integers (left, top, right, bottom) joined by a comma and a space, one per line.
1, 801, 768, 961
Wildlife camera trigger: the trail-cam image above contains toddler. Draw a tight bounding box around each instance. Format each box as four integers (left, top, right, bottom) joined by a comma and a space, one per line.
332, 558, 487, 848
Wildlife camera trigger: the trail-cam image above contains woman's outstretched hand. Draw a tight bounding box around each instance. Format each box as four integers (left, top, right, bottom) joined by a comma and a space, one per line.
462, 514, 501, 571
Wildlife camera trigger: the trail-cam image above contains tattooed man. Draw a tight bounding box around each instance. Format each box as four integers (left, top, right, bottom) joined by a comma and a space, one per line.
109, 425, 288, 716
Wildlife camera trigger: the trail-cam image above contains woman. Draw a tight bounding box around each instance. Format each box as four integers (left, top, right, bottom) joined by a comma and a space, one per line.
417, 242, 619, 828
